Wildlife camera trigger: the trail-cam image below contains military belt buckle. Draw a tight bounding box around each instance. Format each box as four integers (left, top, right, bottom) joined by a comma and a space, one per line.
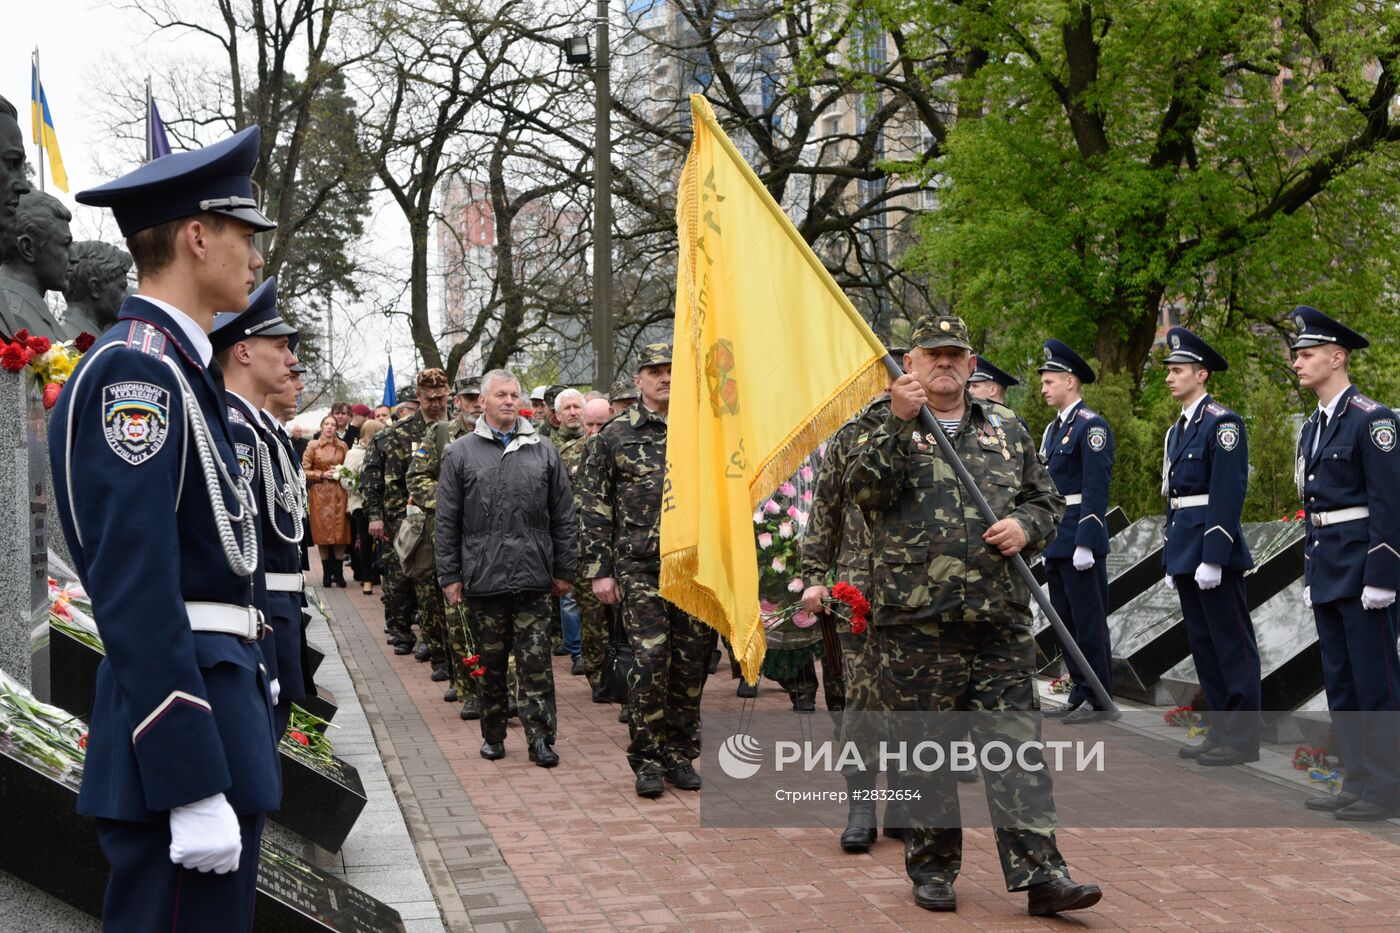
252, 609, 267, 642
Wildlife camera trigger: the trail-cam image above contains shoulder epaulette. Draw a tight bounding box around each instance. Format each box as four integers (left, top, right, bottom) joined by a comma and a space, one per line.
1350, 394, 1380, 413
123, 321, 167, 359
227, 406, 248, 426
1205, 401, 1229, 417
1075, 407, 1097, 421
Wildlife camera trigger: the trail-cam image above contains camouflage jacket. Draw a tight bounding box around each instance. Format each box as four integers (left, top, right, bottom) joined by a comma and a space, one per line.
555, 427, 589, 498
361, 429, 393, 522
579, 405, 668, 579
405, 420, 454, 512
448, 414, 473, 443
846, 394, 1064, 624
801, 395, 889, 594
382, 411, 432, 530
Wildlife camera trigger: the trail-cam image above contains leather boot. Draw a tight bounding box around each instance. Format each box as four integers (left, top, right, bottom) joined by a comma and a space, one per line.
841, 797, 877, 852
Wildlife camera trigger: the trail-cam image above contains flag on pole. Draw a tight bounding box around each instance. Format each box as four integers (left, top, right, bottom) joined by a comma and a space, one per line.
382, 361, 396, 407
29, 56, 68, 192
147, 86, 172, 161
660, 95, 888, 682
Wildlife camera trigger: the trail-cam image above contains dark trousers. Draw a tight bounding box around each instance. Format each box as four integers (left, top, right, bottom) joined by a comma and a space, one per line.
468, 591, 557, 745
1045, 557, 1113, 709
1314, 597, 1400, 803
1174, 571, 1261, 752
95, 812, 265, 932
349, 508, 374, 581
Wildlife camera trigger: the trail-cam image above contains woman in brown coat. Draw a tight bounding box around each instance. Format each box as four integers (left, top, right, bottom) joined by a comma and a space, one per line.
303, 415, 351, 587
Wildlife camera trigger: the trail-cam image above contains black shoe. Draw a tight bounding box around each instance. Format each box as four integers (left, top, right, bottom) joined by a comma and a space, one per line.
1305, 791, 1360, 812
665, 763, 702, 790
430, 663, 449, 683
840, 801, 877, 853
507, 698, 519, 719
1027, 877, 1102, 916
1042, 702, 1081, 719
913, 881, 956, 912
1196, 744, 1259, 767
707, 649, 721, 675
393, 641, 415, 655
528, 738, 559, 768
591, 686, 609, 704
571, 656, 584, 676
1061, 707, 1122, 725
1335, 798, 1400, 822
956, 764, 980, 784
636, 769, 665, 798
737, 681, 758, 699
883, 825, 904, 841
1177, 741, 1218, 760
479, 741, 505, 761
459, 697, 481, 720
792, 695, 816, 713
413, 643, 431, 662
552, 644, 570, 657
443, 687, 458, 703
618, 706, 631, 723
322, 569, 333, 588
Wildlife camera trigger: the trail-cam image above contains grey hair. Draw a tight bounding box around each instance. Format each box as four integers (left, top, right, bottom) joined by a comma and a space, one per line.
554, 388, 584, 411
480, 368, 519, 397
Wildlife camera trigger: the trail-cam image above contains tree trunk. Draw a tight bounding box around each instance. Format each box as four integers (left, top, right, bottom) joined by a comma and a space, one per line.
409, 213, 442, 371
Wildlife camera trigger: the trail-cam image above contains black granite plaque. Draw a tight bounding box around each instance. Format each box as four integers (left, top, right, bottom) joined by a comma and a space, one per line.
306, 644, 325, 678
298, 685, 339, 723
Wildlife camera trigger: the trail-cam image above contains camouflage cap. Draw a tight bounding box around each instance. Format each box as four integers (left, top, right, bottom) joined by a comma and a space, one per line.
416, 368, 450, 392
637, 342, 672, 370
397, 384, 418, 402
454, 374, 481, 396
609, 377, 640, 402
909, 315, 974, 352
543, 383, 569, 405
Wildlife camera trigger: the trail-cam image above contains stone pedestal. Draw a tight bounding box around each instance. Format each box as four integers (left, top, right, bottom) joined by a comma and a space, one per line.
0, 371, 48, 690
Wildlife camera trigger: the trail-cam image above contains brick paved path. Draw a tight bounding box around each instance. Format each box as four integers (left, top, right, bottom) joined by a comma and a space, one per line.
321, 586, 1400, 931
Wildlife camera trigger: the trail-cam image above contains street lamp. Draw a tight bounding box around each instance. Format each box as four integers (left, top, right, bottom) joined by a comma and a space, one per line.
564, 4, 614, 389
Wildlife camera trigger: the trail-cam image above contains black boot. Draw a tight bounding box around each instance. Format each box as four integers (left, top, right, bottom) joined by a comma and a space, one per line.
841, 797, 877, 852
321, 556, 334, 589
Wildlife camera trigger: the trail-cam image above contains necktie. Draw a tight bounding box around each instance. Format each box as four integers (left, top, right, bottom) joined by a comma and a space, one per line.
1312, 411, 1328, 459
1173, 414, 1186, 456
1043, 417, 1061, 457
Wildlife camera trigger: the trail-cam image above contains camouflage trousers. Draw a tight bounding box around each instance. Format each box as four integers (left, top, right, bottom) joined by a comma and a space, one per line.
618, 569, 710, 773
872, 616, 1068, 891
444, 603, 482, 700
577, 576, 607, 690
414, 578, 448, 666
379, 530, 418, 643
837, 622, 883, 784
466, 592, 557, 745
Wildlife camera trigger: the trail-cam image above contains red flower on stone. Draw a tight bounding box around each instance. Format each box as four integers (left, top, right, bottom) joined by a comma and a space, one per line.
0, 343, 28, 373
74, 332, 97, 353
289, 731, 310, 746
12, 329, 29, 344
42, 382, 62, 410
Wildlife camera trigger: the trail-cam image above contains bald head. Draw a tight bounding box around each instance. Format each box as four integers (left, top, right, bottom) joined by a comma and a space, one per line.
584, 397, 611, 436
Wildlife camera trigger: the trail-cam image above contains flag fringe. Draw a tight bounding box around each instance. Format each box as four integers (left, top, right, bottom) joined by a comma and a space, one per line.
747, 355, 887, 508
660, 546, 768, 684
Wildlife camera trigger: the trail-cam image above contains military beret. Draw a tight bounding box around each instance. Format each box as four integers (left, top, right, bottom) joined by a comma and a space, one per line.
1289, 305, 1369, 351
909, 315, 973, 353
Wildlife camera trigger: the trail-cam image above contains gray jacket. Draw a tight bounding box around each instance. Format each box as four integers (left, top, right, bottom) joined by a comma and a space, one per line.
434, 415, 578, 595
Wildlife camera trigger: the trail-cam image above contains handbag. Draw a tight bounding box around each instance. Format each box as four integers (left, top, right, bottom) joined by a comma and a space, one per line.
599, 604, 633, 704
393, 504, 436, 581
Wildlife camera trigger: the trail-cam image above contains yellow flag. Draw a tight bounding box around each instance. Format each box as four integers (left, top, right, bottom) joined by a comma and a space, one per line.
661, 95, 889, 683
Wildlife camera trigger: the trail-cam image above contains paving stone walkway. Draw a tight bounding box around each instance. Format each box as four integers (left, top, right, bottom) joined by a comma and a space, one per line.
319, 585, 1400, 932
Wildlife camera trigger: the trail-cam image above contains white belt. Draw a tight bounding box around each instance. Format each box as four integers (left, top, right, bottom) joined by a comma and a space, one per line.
1311, 506, 1369, 528
187, 602, 265, 641
266, 572, 304, 593
1169, 494, 1209, 509
1063, 494, 1082, 505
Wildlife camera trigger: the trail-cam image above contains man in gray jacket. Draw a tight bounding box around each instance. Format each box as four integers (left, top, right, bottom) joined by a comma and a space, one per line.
435, 369, 578, 767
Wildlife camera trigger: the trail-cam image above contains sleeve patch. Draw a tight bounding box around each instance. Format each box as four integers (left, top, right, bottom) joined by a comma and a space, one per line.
102, 382, 171, 465
235, 441, 255, 478
1371, 418, 1396, 452
1086, 426, 1108, 451
1216, 423, 1241, 451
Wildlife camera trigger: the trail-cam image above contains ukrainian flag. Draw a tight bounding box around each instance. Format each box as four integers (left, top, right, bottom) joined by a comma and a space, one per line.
30, 59, 69, 193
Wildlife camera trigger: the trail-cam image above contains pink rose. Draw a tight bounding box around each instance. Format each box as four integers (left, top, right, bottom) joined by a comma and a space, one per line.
779, 481, 797, 497
787, 577, 805, 594
778, 521, 794, 539
802, 490, 813, 504
764, 499, 781, 515
787, 505, 799, 519
796, 510, 809, 527
800, 465, 815, 482
771, 557, 786, 573
757, 532, 773, 549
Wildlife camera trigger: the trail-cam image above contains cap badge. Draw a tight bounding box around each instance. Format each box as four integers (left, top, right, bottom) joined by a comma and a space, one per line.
939, 320, 950, 332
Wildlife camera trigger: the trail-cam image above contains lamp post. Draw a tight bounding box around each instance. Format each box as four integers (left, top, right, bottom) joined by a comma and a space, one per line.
566, 1, 614, 389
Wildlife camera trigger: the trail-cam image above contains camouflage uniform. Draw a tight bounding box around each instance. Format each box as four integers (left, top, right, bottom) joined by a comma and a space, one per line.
363, 420, 416, 645
581, 349, 708, 776
846, 315, 1069, 892
383, 409, 447, 665
558, 427, 605, 689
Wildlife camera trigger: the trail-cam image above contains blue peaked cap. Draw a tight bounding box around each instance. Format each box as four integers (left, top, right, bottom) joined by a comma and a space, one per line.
1289, 305, 1369, 351
1037, 339, 1096, 384
75, 126, 276, 237
210, 276, 297, 354
1164, 327, 1228, 372
969, 356, 1020, 388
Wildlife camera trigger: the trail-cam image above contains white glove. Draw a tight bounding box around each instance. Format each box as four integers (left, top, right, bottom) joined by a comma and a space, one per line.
1072, 546, 1095, 572
1362, 586, 1397, 611
269, 678, 281, 706
1194, 563, 1222, 590
1164, 573, 1176, 591
169, 792, 242, 874
1304, 586, 1312, 608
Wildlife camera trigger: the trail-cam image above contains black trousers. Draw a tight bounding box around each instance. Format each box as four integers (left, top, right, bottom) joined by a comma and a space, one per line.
349, 508, 374, 581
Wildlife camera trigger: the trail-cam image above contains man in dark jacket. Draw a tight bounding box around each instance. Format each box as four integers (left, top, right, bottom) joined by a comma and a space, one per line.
435, 368, 577, 767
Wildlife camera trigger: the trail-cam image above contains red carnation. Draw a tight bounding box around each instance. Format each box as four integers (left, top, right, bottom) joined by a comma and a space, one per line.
470, 668, 487, 677
26, 335, 50, 354
462, 654, 480, 667
12, 329, 29, 344
0, 344, 28, 373
78, 732, 88, 750
74, 332, 96, 353
520, 407, 534, 419
289, 730, 310, 746
850, 616, 867, 635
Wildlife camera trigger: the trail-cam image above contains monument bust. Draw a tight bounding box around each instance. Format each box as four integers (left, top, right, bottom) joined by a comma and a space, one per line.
0, 96, 31, 338
0, 190, 73, 340
61, 241, 131, 336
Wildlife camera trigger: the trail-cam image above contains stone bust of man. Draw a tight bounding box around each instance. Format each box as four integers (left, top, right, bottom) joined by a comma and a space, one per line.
0, 95, 32, 338
62, 240, 132, 336
0, 189, 73, 340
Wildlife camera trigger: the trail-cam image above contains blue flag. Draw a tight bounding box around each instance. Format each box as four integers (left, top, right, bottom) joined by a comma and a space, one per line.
382, 362, 396, 407
147, 96, 171, 161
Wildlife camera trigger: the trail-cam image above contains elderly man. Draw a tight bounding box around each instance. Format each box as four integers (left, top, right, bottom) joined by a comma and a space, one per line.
435, 369, 577, 766
584, 397, 612, 435
553, 388, 588, 672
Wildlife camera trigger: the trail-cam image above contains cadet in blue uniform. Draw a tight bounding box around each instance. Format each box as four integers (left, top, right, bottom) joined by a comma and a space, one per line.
1161, 328, 1261, 765
1290, 306, 1400, 820
967, 357, 1019, 406
52, 127, 281, 932
1037, 340, 1116, 722
211, 277, 310, 740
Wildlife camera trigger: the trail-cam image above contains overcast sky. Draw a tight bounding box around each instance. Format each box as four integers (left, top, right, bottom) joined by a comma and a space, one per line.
0, 3, 424, 399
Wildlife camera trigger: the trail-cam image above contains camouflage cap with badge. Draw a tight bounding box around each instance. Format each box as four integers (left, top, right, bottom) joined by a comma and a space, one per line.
637, 343, 672, 370
909, 315, 974, 353
454, 374, 481, 397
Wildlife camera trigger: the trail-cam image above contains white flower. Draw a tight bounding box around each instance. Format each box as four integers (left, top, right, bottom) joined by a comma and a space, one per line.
796, 510, 809, 527
778, 521, 794, 539
771, 557, 786, 573
753, 510, 764, 524
787, 577, 805, 594
757, 532, 773, 549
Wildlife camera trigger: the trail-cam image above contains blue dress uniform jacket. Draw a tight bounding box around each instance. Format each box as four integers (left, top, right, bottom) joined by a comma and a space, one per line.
1299, 386, 1400, 603
1041, 402, 1113, 559
48, 297, 281, 821
1163, 396, 1253, 575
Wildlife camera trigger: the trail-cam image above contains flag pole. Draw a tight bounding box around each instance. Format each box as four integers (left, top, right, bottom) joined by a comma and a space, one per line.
876, 353, 1118, 714
32, 47, 45, 193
